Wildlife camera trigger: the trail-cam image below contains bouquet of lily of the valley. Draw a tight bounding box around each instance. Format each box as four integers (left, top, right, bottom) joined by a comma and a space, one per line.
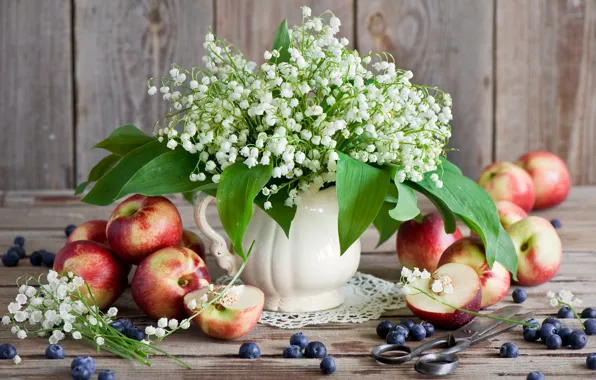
78, 6, 518, 275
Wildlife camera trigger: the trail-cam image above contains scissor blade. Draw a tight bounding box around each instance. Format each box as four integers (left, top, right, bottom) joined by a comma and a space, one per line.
472, 311, 535, 343
453, 305, 523, 338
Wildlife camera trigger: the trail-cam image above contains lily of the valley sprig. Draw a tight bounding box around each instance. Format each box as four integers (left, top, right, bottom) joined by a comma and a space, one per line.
547, 290, 585, 329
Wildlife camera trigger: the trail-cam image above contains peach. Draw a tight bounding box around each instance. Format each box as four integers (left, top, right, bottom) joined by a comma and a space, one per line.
66, 220, 109, 246
180, 229, 206, 262
478, 162, 535, 212
516, 151, 571, 210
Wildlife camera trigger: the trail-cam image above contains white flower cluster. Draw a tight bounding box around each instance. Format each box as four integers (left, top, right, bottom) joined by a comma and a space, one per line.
148, 6, 452, 207
547, 290, 583, 308
144, 316, 191, 342
398, 266, 453, 296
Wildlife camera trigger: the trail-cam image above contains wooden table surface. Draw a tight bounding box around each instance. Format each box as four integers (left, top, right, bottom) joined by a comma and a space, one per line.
0, 188, 595, 379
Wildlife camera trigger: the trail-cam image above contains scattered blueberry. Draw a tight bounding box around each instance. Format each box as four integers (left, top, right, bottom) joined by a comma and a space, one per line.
304, 341, 327, 359
117, 318, 133, 329
585, 319, 596, 335
376, 320, 394, 339
386, 331, 406, 345
558, 327, 573, 346
109, 321, 127, 333
2, 251, 20, 267
410, 324, 426, 341
124, 327, 145, 341
546, 334, 562, 350
586, 353, 596, 370
581, 307, 596, 319
523, 327, 540, 342
527, 371, 545, 380
7, 246, 26, 259
557, 306, 574, 319
71, 356, 96, 374
45, 344, 65, 359
13, 236, 25, 247
400, 319, 416, 329
65, 224, 77, 237
98, 369, 116, 380
539, 323, 557, 342
0, 343, 17, 359
524, 318, 540, 330
542, 317, 561, 331
550, 218, 562, 229
290, 332, 308, 350
283, 345, 302, 359
238, 342, 260, 359
320, 356, 336, 375
72, 366, 92, 380
422, 322, 435, 338
569, 330, 588, 350
29, 250, 43, 266
499, 342, 519, 358
41, 251, 56, 267
512, 288, 527, 304
391, 324, 410, 339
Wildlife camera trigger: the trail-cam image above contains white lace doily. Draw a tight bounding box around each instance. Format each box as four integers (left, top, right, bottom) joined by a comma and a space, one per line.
215, 272, 405, 329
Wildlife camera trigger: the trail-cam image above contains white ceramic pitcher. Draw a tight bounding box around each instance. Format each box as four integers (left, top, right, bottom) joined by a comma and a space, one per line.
193, 187, 361, 312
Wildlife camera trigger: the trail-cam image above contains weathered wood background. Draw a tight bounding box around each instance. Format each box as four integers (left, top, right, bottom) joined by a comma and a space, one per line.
1, 0, 595, 190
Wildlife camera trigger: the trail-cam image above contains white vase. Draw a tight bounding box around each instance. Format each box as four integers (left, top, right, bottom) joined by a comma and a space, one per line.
194, 187, 361, 312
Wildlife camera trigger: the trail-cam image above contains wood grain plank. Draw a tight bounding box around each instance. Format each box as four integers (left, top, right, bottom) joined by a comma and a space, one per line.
357, 0, 494, 180
495, 0, 596, 184
74, 0, 213, 183
215, 0, 354, 63
0, 0, 73, 190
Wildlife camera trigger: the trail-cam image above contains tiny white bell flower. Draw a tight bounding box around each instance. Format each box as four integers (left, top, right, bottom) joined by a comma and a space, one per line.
431, 280, 444, 294
157, 318, 168, 328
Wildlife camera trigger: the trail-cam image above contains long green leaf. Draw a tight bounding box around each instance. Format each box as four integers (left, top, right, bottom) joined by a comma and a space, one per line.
270, 19, 291, 63
94, 125, 154, 156
82, 141, 170, 206
407, 181, 457, 233
75, 154, 121, 195
373, 202, 402, 247
216, 163, 272, 260
336, 152, 390, 254
255, 191, 296, 238
389, 181, 420, 221
182, 184, 218, 204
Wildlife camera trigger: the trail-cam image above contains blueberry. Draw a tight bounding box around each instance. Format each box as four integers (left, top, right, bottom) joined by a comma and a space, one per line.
45, 344, 65, 359
109, 321, 127, 333
283, 345, 302, 358
524, 318, 540, 330
41, 251, 56, 267
527, 371, 545, 380
13, 236, 25, 247
557, 306, 574, 319
539, 323, 557, 342
376, 320, 394, 339
584, 319, 596, 335
7, 246, 26, 259
65, 224, 77, 237
98, 370, 116, 380
71, 356, 96, 374
0, 343, 17, 359
569, 330, 588, 350
117, 318, 133, 329
422, 322, 435, 338
512, 288, 527, 304
499, 342, 519, 358
30, 250, 43, 266
386, 331, 406, 345
581, 307, 596, 318
542, 317, 561, 331
304, 341, 327, 359
410, 325, 426, 341
320, 356, 336, 375
290, 332, 308, 350
546, 334, 562, 350
238, 342, 260, 359
550, 218, 562, 229
72, 365, 92, 380
523, 327, 540, 342
586, 353, 596, 370
2, 251, 20, 267
400, 319, 416, 329
391, 324, 410, 339
557, 327, 573, 346
124, 327, 145, 341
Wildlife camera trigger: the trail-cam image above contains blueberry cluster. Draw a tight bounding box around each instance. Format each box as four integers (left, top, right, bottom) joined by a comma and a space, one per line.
376, 318, 434, 346
239, 333, 336, 375
71, 355, 115, 380
109, 318, 146, 341
1, 234, 56, 268
522, 316, 590, 350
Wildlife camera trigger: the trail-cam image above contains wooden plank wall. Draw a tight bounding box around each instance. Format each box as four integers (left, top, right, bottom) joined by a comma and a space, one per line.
0, 0, 594, 190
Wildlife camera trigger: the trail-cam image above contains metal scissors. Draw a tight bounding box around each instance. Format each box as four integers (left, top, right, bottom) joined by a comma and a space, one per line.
371, 305, 533, 376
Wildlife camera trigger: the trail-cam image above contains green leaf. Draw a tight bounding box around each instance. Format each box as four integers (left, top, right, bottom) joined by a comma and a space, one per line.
255, 191, 296, 238
384, 184, 398, 203
270, 19, 291, 63
336, 152, 390, 254
82, 141, 170, 206
94, 125, 154, 156
389, 181, 420, 221
373, 202, 402, 247
182, 184, 218, 204
75, 154, 121, 195
439, 157, 463, 175
216, 162, 272, 260
406, 162, 518, 277
406, 181, 457, 233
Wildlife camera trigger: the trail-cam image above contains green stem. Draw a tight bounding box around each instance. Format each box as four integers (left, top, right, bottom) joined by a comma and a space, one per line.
559, 301, 585, 331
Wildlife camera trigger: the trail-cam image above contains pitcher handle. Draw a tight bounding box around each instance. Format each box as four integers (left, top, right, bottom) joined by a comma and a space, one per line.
193, 192, 240, 276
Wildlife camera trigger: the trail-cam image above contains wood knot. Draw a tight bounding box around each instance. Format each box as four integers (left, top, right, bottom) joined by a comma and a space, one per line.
147, 7, 161, 24
367, 11, 387, 38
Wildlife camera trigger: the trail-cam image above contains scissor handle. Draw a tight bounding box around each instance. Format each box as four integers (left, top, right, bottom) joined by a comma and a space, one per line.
415, 352, 460, 376
371, 336, 462, 364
